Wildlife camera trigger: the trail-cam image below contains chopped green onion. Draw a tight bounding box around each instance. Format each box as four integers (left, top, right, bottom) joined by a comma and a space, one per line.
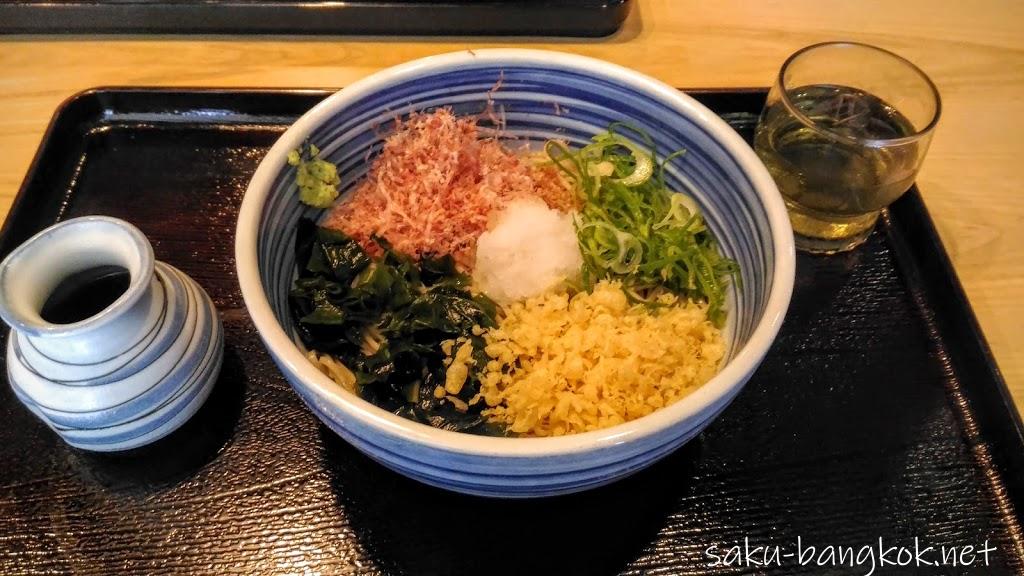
550, 126, 740, 326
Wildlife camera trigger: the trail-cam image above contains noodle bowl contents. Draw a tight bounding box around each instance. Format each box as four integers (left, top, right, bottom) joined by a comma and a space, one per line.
320, 108, 576, 270
287, 107, 739, 437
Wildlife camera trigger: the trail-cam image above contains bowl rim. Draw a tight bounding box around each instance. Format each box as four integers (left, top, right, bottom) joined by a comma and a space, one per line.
236, 48, 795, 458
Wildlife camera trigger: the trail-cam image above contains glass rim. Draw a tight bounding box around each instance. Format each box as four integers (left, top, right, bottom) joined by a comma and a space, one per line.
777, 41, 942, 147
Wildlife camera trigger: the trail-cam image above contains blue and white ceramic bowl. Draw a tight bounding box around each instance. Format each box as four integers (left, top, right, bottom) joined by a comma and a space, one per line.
236, 49, 795, 497
0, 216, 223, 452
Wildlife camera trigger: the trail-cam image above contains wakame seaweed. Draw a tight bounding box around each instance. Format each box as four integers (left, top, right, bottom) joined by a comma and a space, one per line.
290, 219, 499, 433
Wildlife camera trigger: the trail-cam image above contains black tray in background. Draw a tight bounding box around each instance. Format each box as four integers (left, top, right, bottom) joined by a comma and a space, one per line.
0, 88, 1022, 575
0, 0, 632, 36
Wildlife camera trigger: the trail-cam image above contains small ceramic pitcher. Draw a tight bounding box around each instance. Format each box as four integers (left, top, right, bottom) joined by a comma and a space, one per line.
0, 216, 223, 451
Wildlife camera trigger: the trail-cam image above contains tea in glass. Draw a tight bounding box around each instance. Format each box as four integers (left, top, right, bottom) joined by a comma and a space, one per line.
754, 43, 940, 253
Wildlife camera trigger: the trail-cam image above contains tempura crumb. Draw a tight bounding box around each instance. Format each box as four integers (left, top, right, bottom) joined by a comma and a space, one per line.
477, 280, 725, 436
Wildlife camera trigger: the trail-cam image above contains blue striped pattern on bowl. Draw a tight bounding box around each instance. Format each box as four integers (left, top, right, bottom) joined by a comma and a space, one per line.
239, 50, 794, 497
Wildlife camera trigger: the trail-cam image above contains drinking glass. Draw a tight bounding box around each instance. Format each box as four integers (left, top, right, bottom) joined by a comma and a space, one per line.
754, 42, 941, 253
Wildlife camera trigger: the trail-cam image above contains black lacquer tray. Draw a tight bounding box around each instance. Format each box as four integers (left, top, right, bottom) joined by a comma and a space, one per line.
1, 88, 1022, 575
0, 0, 632, 36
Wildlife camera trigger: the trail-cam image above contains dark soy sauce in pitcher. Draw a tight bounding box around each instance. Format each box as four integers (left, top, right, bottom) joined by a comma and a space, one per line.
39, 265, 131, 325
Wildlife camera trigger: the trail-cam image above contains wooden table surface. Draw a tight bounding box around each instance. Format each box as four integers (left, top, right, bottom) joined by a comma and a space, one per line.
0, 0, 1021, 412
